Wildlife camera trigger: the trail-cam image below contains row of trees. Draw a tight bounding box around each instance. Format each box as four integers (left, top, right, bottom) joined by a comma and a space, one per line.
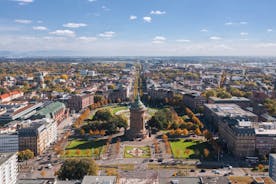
74, 108, 91, 128
202, 88, 232, 99
162, 134, 171, 154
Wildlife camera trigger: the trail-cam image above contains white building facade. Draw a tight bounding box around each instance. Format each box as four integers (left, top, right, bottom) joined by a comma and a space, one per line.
0, 153, 18, 184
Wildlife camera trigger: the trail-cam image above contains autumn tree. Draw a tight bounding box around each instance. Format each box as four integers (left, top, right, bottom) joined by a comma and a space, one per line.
195, 128, 202, 136
203, 148, 210, 158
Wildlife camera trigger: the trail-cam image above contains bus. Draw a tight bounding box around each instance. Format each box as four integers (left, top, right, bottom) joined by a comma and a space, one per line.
245, 157, 259, 164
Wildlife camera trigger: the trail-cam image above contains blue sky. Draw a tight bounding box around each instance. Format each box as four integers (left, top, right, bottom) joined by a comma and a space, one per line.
0, 0, 275, 56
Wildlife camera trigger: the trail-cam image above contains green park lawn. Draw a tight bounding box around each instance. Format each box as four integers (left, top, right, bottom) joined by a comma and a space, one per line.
111, 106, 128, 114
64, 139, 106, 158
89, 105, 128, 119
170, 139, 210, 159
124, 146, 151, 158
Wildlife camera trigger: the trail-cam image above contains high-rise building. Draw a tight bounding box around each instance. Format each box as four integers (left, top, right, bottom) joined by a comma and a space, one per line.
0, 153, 18, 184
269, 154, 276, 181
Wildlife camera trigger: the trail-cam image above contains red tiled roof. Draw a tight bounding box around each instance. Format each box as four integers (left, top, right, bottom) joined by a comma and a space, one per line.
0, 90, 23, 100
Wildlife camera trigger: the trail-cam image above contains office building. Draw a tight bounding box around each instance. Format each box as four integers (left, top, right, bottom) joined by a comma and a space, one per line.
0, 133, 18, 153
204, 103, 258, 130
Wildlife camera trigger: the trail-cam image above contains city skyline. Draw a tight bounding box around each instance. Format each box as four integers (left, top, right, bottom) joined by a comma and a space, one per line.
0, 0, 276, 56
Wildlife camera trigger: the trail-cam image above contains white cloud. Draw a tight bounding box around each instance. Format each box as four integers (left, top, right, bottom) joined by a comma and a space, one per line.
49, 30, 75, 37
14, 19, 32, 24
209, 36, 222, 40
33, 26, 47, 31
240, 32, 248, 36
176, 39, 191, 43
129, 15, 137, 20
240, 21, 248, 25
267, 29, 273, 33
98, 31, 115, 38
88, 0, 96, 2
200, 29, 208, 32
102, 6, 110, 11
63, 22, 87, 28
78, 36, 97, 42
225, 21, 248, 26
225, 22, 234, 26
13, 0, 33, 5
143, 17, 152, 23
150, 10, 166, 15
152, 36, 166, 44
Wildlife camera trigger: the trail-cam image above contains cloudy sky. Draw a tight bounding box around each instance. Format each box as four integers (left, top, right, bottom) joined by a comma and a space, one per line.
0, 0, 276, 56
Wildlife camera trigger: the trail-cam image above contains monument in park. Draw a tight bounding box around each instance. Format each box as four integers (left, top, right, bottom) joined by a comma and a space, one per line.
126, 94, 148, 140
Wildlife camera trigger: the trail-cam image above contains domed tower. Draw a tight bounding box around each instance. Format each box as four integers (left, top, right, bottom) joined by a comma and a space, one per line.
126, 94, 148, 140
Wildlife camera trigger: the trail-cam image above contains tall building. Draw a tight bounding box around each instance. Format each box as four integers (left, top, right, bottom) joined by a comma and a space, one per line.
126, 95, 147, 140
269, 154, 276, 182
0, 153, 18, 184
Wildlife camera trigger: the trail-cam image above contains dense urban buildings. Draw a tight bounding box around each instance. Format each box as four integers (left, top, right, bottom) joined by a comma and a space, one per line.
0, 58, 276, 182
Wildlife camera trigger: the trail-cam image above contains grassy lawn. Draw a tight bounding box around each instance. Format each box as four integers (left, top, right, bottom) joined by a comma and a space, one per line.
64, 139, 106, 158
89, 105, 129, 119
124, 146, 151, 158
111, 106, 128, 114
170, 139, 210, 159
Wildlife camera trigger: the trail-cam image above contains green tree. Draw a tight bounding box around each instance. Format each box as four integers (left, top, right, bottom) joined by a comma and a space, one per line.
58, 159, 98, 180
18, 149, 35, 162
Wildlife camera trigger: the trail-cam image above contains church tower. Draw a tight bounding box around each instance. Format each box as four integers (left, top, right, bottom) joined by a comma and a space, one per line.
126, 94, 147, 140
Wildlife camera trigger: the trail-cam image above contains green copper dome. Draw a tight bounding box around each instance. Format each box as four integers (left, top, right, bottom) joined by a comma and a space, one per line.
130, 94, 146, 110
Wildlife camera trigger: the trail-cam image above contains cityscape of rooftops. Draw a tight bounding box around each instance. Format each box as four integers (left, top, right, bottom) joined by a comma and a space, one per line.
0, 1, 276, 184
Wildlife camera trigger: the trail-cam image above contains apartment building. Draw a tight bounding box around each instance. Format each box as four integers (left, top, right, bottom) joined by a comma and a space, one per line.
67, 93, 94, 112
0, 153, 18, 184
18, 119, 57, 155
